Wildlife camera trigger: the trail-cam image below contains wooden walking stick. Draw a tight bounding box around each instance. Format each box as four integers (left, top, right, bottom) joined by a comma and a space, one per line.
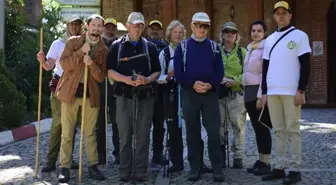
34, 18, 48, 178
79, 57, 89, 183
105, 78, 108, 168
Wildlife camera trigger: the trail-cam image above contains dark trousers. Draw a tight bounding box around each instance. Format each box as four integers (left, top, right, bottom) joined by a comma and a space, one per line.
163, 84, 184, 167
181, 88, 222, 173
245, 100, 272, 154
152, 84, 166, 157
116, 96, 155, 174
96, 79, 120, 162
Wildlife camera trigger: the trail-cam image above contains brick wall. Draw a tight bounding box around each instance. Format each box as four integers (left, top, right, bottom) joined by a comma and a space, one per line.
101, 0, 332, 104
297, 0, 331, 104
102, 0, 134, 25
213, 0, 249, 47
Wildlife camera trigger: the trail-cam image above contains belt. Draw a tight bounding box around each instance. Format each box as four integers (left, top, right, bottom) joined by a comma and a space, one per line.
53, 73, 61, 80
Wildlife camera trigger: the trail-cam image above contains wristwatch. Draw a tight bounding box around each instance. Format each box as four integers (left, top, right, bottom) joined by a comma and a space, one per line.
147, 76, 151, 83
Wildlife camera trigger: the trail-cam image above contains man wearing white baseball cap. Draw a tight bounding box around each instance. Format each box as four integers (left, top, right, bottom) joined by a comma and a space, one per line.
107, 12, 161, 182
174, 12, 224, 182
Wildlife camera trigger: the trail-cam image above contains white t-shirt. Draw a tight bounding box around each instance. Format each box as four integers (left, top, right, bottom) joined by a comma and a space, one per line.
46, 39, 65, 77
263, 26, 312, 96
157, 45, 175, 84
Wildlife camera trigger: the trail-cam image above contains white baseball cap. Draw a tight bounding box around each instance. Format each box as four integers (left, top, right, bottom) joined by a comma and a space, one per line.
192, 12, 211, 24
127, 12, 145, 25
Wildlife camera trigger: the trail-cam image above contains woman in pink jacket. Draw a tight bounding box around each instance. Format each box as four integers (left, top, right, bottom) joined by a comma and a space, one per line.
242, 20, 272, 176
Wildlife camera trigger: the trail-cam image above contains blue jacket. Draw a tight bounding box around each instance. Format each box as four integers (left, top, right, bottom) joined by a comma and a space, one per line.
174, 38, 224, 91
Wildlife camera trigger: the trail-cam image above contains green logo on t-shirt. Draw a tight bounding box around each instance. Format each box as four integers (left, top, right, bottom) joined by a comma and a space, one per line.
287, 41, 296, 50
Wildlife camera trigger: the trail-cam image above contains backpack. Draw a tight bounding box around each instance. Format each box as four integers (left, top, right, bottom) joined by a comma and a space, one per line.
180, 39, 219, 72
162, 46, 174, 75
116, 36, 151, 71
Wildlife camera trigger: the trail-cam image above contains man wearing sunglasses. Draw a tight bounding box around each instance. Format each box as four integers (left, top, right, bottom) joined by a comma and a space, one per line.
174, 12, 224, 182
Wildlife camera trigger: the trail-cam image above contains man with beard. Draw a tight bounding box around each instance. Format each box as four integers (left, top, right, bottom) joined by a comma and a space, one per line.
147, 19, 169, 166
56, 14, 108, 183
36, 16, 82, 172
96, 17, 120, 166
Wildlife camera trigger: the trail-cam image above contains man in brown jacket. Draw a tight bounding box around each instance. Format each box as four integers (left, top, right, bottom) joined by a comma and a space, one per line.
56, 14, 108, 183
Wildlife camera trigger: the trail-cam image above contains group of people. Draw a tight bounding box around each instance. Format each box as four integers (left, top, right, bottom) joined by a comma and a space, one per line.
36, 1, 311, 184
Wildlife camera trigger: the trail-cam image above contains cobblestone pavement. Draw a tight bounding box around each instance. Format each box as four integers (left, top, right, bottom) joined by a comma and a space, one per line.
0, 109, 335, 185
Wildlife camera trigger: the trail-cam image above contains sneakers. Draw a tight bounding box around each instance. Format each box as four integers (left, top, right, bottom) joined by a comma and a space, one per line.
262, 169, 286, 181
88, 165, 105, 180
232, 158, 243, 169
119, 172, 131, 182
247, 160, 262, 173
253, 162, 271, 176
282, 171, 302, 184
58, 168, 70, 183
134, 173, 147, 182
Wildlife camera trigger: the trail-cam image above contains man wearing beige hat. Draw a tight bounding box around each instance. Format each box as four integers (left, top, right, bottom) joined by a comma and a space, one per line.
174, 12, 224, 182
217, 21, 247, 169
36, 15, 83, 173
107, 12, 161, 182
261, 1, 311, 184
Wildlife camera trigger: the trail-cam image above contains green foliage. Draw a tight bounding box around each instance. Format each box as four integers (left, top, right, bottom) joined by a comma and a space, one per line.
0, 51, 27, 131
1, 0, 64, 130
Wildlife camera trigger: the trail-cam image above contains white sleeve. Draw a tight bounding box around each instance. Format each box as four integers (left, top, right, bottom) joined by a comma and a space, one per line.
297, 32, 312, 56
46, 40, 60, 60
262, 38, 270, 60
156, 50, 168, 84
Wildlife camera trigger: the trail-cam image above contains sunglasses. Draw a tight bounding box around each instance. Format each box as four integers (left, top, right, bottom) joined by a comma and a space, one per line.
223, 29, 237, 34
193, 23, 210, 30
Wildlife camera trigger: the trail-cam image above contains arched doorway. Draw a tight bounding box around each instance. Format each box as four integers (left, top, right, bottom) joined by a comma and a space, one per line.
327, 1, 336, 103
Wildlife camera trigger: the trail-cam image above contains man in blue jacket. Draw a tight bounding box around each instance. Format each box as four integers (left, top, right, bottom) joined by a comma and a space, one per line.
174, 12, 224, 182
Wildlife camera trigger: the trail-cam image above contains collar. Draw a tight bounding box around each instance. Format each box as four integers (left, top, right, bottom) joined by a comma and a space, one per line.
78, 33, 107, 53
122, 34, 142, 45
277, 24, 293, 32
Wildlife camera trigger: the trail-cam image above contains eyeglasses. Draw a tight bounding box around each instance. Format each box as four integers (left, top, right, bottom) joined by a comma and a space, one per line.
193, 23, 210, 30
131, 24, 144, 29
223, 29, 237, 34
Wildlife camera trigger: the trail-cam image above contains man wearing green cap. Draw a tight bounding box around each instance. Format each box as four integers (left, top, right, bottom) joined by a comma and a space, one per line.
36, 15, 83, 173
261, 1, 311, 184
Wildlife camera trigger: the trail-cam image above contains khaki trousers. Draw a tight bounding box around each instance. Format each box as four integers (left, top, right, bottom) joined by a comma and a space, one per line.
60, 98, 99, 168
219, 94, 247, 159
267, 95, 302, 171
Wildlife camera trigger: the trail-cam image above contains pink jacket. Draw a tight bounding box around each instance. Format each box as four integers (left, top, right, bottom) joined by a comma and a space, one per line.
242, 40, 266, 98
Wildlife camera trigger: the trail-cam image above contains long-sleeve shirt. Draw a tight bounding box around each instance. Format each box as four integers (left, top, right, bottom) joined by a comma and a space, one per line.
174, 38, 224, 91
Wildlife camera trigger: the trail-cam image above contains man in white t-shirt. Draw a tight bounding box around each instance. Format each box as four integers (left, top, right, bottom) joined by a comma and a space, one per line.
260, 1, 311, 185
36, 16, 83, 172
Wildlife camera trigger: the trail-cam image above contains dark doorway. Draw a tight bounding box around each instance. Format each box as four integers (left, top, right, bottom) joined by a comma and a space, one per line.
327, 1, 336, 103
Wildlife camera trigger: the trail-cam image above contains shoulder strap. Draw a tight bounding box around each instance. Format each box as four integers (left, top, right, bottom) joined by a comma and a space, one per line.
181, 40, 187, 72
116, 38, 124, 68
142, 38, 151, 72
163, 47, 171, 75
210, 40, 219, 60
269, 28, 296, 58
237, 47, 243, 66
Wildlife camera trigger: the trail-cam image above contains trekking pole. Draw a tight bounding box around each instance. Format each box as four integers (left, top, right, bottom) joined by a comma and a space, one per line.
131, 71, 138, 184
163, 85, 174, 177
224, 99, 230, 168
34, 18, 48, 177
78, 57, 89, 183
105, 78, 108, 168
